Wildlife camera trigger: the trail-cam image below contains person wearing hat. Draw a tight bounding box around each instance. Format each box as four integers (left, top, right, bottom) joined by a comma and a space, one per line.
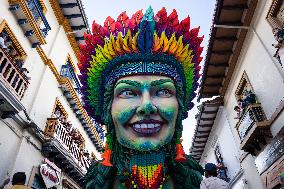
8, 172, 31, 189
200, 163, 229, 189
79, 6, 205, 189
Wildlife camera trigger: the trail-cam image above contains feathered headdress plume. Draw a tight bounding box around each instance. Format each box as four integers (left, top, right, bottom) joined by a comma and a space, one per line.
78, 7, 203, 123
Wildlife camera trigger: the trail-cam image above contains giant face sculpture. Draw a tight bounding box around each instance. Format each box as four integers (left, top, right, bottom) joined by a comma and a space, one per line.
79, 7, 205, 189
111, 75, 178, 151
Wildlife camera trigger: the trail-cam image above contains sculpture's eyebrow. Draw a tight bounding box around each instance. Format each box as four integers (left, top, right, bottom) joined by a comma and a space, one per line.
150, 79, 174, 87
114, 80, 142, 88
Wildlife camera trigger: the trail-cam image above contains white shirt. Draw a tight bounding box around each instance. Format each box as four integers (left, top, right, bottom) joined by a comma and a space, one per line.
200, 176, 229, 189
0, 37, 7, 49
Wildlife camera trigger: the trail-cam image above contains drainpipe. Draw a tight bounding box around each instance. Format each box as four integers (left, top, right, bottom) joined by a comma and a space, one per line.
214, 24, 284, 79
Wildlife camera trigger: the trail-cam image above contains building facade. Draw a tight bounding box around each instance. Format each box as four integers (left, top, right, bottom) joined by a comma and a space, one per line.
191, 0, 284, 189
0, 0, 104, 188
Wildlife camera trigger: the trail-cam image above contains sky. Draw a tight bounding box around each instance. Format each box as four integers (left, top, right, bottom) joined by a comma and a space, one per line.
81, 0, 217, 153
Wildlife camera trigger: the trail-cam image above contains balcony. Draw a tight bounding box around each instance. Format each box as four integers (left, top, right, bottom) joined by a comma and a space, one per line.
9, 0, 51, 47
236, 103, 272, 155
43, 118, 92, 185
0, 47, 29, 118
59, 64, 104, 152
0, 48, 29, 100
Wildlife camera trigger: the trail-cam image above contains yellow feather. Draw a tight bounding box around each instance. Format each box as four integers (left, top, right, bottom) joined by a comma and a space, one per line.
115, 32, 124, 54
110, 34, 119, 55
98, 45, 112, 61
104, 39, 116, 57
174, 36, 184, 56
177, 44, 190, 62
132, 32, 139, 53
161, 32, 169, 53
168, 34, 177, 54
123, 30, 131, 53
152, 32, 161, 52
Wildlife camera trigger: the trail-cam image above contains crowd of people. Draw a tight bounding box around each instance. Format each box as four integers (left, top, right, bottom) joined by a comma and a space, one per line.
234, 89, 257, 119
53, 109, 85, 147
272, 27, 284, 68
53, 108, 93, 162
2, 166, 283, 189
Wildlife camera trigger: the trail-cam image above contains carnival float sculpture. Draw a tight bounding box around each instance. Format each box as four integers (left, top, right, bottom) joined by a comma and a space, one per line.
78, 7, 204, 189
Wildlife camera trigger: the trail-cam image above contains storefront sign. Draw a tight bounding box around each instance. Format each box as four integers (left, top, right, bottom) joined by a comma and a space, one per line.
40, 164, 61, 188
255, 127, 284, 174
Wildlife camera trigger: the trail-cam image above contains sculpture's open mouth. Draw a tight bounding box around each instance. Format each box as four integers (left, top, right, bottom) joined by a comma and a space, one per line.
129, 120, 164, 136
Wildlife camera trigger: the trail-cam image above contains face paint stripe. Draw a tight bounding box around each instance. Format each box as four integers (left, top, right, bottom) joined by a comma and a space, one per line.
150, 79, 174, 87
115, 80, 143, 88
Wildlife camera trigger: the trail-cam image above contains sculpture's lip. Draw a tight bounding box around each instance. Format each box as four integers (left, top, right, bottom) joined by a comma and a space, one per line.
128, 119, 165, 136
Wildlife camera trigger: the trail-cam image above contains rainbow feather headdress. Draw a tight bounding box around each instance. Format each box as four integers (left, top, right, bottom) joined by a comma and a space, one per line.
78, 7, 203, 123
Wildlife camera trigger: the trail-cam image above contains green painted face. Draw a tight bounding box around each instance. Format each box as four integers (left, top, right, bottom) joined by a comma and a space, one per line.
111, 75, 179, 151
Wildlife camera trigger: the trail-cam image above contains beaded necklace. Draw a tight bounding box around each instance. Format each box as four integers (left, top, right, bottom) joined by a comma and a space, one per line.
126, 151, 168, 189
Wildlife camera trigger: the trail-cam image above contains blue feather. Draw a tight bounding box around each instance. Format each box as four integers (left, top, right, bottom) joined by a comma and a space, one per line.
138, 6, 155, 53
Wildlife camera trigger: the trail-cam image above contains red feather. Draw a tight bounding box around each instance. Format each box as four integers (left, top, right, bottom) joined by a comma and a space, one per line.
104, 16, 116, 33
131, 9, 143, 32
184, 26, 200, 44
155, 7, 168, 34
196, 47, 203, 57
131, 9, 143, 25
166, 9, 179, 37
179, 16, 190, 34
117, 11, 130, 34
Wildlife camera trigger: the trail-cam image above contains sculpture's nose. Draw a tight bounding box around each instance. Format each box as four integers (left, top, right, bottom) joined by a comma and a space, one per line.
136, 91, 157, 116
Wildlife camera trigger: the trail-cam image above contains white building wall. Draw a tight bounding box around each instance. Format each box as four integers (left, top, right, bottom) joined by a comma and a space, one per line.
224, 0, 284, 139
0, 1, 47, 114
220, 1, 284, 188
0, 0, 101, 185
0, 119, 22, 180
28, 67, 59, 130
11, 134, 43, 179
201, 108, 241, 181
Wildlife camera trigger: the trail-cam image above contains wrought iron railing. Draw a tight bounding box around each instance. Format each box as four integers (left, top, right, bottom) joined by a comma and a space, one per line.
45, 118, 91, 173
60, 64, 81, 94
0, 48, 29, 99
26, 0, 50, 37
236, 103, 266, 141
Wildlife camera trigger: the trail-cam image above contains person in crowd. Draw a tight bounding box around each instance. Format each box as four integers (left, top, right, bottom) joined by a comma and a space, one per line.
9, 172, 31, 189
0, 35, 7, 49
200, 163, 229, 189
234, 105, 241, 119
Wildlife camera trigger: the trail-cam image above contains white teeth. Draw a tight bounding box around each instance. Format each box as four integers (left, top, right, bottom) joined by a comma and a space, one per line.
132, 122, 162, 135
141, 124, 147, 128
133, 124, 141, 129
132, 123, 161, 129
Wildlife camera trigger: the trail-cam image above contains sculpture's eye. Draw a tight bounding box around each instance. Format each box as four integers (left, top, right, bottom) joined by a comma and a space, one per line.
118, 89, 137, 98
156, 89, 173, 97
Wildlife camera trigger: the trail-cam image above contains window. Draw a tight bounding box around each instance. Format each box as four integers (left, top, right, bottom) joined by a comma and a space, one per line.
60, 55, 81, 94
267, 0, 284, 68
267, 0, 284, 30
52, 98, 68, 118
234, 72, 268, 155
0, 20, 27, 66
